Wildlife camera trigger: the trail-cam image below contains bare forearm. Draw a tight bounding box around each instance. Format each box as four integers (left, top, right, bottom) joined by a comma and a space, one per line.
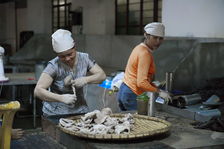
34, 87, 62, 102
85, 71, 106, 84
86, 64, 106, 84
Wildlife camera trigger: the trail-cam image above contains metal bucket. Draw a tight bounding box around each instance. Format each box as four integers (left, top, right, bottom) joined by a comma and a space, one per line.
137, 99, 148, 115
137, 93, 149, 115
147, 92, 156, 117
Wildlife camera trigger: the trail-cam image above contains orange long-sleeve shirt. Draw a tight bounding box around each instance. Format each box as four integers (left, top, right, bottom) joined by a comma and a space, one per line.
123, 43, 158, 95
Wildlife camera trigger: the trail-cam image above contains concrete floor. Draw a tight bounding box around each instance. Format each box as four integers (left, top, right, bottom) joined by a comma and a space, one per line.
11, 116, 67, 149
11, 129, 66, 149
156, 112, 224, 149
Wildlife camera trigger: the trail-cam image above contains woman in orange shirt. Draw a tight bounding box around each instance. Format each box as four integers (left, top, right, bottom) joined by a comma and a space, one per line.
117, 22, 171, 111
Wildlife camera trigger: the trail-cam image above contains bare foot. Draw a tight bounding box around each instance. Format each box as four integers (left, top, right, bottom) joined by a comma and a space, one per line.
12, 128, 24, 139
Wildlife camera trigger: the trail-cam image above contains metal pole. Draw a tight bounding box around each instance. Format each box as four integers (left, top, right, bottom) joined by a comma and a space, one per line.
148, 92, 156, 117
33, 96, 36, 128
165, 72, 169, 91
169, 72, 173, 92
165, 72, 173, 92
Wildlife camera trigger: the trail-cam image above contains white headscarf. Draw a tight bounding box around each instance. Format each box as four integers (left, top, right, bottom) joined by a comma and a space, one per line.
52, 29, 75, 53
144, 22, 165, 37
0, 46, 5, 54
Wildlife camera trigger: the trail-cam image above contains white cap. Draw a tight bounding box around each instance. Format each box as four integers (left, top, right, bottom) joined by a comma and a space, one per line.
0, 46, 5, 54
52, 29, 75, 53
144, 22, 165, 37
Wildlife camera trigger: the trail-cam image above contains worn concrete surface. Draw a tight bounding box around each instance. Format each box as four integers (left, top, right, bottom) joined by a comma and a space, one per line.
156, 112, 224, 148
11, 129, 66, 149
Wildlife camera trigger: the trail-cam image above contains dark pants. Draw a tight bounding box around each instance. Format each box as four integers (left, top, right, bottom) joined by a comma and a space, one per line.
117, 83, 137, 111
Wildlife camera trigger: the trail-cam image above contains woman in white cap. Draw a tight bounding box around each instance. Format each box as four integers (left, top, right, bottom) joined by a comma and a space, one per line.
34, 29, 106, 116
117, 22, 171, 111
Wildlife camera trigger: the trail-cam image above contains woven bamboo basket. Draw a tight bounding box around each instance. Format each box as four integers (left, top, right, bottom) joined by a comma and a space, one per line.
58, 113, 171, 140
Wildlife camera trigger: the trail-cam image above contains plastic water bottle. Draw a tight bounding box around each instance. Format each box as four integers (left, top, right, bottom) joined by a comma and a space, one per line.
156, 97, 165, 104
99, 79, 112, 89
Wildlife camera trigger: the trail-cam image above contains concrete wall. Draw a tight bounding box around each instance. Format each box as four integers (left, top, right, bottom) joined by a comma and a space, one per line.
163, 0, 224, 38
71, 0, 115, 35
0, 4, 6, 42
174, 41, 224, 91
153, 38, 197, 81
17, 8, 28, 51
0, 2, 16, 52
0, 0, 51, 53
10, 34, 56, 65
27, 0, 51, 34
83, 35, 142, 70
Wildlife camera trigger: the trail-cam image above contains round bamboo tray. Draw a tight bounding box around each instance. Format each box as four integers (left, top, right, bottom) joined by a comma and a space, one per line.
58, 113, 171, 140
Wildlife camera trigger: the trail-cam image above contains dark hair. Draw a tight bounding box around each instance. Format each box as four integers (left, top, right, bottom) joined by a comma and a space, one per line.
141, 32, 151, 42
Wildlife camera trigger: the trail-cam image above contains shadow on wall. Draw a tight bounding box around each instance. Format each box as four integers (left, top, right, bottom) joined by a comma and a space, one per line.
9, 34, 56, 65
153, 38, 197, 82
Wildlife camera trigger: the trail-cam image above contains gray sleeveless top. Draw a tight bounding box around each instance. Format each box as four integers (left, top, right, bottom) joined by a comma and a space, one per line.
42, 52, 95, 116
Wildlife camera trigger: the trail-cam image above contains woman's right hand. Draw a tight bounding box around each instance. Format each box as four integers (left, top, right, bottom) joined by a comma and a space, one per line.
158, 90, 172, 104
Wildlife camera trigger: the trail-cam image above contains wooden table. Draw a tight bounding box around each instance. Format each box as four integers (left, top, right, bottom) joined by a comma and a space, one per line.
4, 73, 36, 86
1, 73, 37, 128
